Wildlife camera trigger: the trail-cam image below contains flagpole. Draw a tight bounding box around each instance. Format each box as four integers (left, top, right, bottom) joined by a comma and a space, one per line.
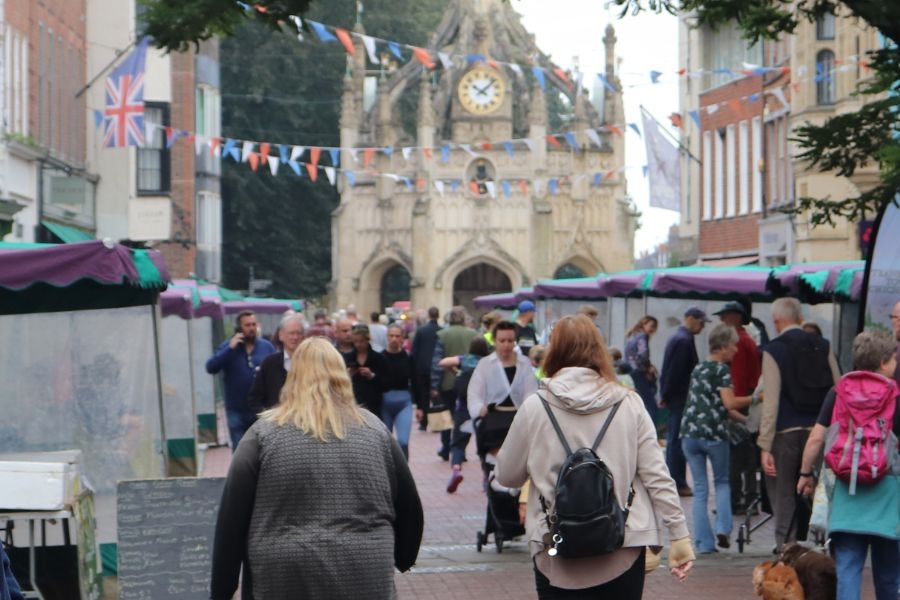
640, 105, 701, 163
74, 38, 140, 99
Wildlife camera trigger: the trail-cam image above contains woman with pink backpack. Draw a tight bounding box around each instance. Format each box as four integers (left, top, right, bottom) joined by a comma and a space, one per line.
797, 330, 900, 600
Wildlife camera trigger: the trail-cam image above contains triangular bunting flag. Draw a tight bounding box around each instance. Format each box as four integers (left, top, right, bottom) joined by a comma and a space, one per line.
422, 148, 432, 160
402, 147, 413, 161
608, 125, 623, 137
469, 180, 480, 195
552, 67, 570, 87
388, 41, 403, 60
503, 141, 515, 157
549, 179, 558, 195
334, 28, 355, 55
441, 145, 450, 164
592, 173, 603, 186
194, 134, 207, 155
310, 147, 321, 168
597, 72, 616, 93
402, 176, 413, 191
329, 148, 339, 166
438, 52, 453, 70
223, 138, 239, 161
688, 110, 701, 128
248, 152, 260, 171
412, 47, 435, 69
628, 123, 641, 138
259, 142, 271, 164
324, 166, 336, 185
345, 170, 356, 186
278, 144, 289, 164
585, 129, 603, 148
306, 162, 318, 181
434, 180, 445, 196
563, 132, 580, 151
382, 146, 393, 157
650, 70, 662, 84
481, 142, 491, 151
209, 136, 221, 157
523, 138, 536, 152
459, 144, 477, 157
361, 35, 378, 64
518, 180, 528, 194
532, 67, 546, 90
501, 180, 511, 198
546, 135, 561, 149
165, 127, 176, 149
241, 140, 254, 162
310, 21, 337, 42
290, 145, 305, 162
485, 181, 496, 198
268, 156, 280, 176
363, 148, 376, 167
450, 180, 460, 193
509, 64, 522, 78
286, 160, 301, 176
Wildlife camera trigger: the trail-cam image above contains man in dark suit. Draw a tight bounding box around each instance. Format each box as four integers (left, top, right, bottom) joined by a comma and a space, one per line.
248, 313, 305, 413
410, 307, 441, 431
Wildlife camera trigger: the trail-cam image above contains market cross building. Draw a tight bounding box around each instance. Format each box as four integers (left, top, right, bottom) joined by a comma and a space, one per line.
330, 0, 635, 314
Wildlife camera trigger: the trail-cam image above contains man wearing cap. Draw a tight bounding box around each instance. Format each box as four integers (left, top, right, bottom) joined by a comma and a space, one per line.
515, 301, 538, 357
714, 301, 761, 514
660, 306, 710, 496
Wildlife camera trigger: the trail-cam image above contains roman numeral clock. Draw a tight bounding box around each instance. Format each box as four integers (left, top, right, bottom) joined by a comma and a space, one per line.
457, 67, 507, 115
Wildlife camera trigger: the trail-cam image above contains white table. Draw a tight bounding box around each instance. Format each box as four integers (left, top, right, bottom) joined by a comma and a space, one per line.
0, 509, 72, 600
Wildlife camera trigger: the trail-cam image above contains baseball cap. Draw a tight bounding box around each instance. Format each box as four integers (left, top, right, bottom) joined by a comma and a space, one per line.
713, 301, 748, 318
518, 300, 536, 313
684, 307, 711, 322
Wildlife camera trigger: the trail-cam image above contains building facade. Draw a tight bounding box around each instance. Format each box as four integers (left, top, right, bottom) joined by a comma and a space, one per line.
331, 0, 634, 314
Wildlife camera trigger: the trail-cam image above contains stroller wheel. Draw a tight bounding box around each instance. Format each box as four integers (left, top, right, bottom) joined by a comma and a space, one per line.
737, 524, 747, 553
476, 531, 485, 552
495, 535, 504, 553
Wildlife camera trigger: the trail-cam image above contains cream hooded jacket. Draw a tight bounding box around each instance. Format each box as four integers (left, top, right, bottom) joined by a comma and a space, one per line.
496, 366, 689, 556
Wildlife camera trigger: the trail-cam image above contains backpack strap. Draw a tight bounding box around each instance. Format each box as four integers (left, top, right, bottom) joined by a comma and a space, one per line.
538, 392, 573, 456
590, 401, 622, 453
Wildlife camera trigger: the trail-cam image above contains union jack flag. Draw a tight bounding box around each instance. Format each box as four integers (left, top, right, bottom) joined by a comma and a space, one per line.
103, 38, 149, 148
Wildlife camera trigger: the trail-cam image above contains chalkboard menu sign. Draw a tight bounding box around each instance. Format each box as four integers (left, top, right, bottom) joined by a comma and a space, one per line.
117, 477, 225, 599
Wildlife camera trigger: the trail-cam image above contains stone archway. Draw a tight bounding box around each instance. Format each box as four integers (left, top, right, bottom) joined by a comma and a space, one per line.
452, 263, 512, 317
554, 263, 587, 279
380, 264, 411, 311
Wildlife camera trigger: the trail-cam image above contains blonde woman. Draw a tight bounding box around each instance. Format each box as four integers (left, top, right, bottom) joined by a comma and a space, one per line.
210, 338, 423, 600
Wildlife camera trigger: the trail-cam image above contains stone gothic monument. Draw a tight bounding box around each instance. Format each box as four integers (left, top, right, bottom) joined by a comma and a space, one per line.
330, 0, 635, 314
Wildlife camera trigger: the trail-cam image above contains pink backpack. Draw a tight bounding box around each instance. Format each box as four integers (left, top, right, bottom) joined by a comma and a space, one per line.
824, 371, 898, 495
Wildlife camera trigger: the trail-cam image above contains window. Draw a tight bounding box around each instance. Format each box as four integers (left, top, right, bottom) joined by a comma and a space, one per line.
196, 191, 222, 282
816, 50, 836, 105
137, 102, 170, 194
702, 130, 712, 220
4, 25, 28, 137
739, 120, 749, 215
714, 129, 724, 219
195, 85, 220, 137
816, 13, 835, 40
725, 124, 736, 217
751, 117, 762, 213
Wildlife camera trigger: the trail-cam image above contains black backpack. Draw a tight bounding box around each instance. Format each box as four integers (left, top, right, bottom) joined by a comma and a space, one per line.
776, 333, 834, 415
538, 395, 634, 559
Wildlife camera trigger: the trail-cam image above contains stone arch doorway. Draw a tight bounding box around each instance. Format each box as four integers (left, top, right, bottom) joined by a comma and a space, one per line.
452, 263, 512, 317
554, 263, 587, 279
380, 264, 411, 311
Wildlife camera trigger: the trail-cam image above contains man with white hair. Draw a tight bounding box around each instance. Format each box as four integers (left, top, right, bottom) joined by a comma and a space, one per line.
248, 313, 305, 413
758, 297, 840, 550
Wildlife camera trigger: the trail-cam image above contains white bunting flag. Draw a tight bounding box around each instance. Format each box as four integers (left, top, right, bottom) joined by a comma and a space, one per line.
706, 105, 719, 115
361, 35, 378, 65
241, 141, 254, 162
290, 145, 306, 162
402, 147, 413, 161
268, 156, 280, 176
522, 138, 536, 153
194, 134, 206, 155
324, 166, 336, 185
584, 129, 603, 149
485, 181, 496, 199
438, 52, 453, 70
434, 180, 445, 196
509, 64, 522, 78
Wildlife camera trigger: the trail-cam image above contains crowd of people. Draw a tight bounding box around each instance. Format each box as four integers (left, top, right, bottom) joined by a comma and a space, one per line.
202, 297, 900, 600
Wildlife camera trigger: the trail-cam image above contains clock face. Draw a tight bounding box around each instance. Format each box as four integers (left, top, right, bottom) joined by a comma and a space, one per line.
457, 68, 506, 115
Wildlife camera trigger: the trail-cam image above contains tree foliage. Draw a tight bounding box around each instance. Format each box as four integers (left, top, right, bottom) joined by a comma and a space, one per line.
611, 0, 900, 225
219, 0, 446, 299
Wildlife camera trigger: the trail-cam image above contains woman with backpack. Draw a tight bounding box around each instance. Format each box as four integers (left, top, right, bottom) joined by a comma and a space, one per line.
797, 330, 900, 600
495, 315, 695, 598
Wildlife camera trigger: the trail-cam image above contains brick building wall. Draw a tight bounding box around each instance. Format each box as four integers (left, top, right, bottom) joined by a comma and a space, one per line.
698, 75, 764, 258
156, 51, 196, 277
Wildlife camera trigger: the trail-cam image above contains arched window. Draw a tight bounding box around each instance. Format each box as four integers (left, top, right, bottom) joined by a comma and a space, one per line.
380, 265, 411, 311
553, 263, 587, 279
816, 50, 836, 106
816, 13, 835, 40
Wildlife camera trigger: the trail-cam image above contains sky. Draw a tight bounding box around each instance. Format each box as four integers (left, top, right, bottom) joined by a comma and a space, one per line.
515, 0, 681, 258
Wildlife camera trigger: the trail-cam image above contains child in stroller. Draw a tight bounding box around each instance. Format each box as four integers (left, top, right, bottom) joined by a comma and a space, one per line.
474, 409, 525, 553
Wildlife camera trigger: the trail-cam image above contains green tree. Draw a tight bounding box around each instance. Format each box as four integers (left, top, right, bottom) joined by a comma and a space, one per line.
613, 0, 900, 226
218, 1, 446, 299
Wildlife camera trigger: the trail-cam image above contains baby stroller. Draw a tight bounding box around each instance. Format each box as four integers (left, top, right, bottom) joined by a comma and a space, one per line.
736, 467, 773, 553
473, 406, 525, 553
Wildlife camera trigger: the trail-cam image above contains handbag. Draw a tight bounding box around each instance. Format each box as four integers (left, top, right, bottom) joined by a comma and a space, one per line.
808, 468, 834, 536
427, 409, 454, 431
475, 405, 517, 455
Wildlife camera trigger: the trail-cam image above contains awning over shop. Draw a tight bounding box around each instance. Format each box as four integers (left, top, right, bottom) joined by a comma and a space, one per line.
42, 220, 93, 243
696, 255, 758, 267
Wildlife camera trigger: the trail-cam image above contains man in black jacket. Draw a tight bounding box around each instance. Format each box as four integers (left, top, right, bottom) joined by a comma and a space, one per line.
248, 313, 305, 413
411, 307, 441, 431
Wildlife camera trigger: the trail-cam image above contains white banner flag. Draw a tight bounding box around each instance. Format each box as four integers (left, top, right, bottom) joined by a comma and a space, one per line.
641, 108, 681, 212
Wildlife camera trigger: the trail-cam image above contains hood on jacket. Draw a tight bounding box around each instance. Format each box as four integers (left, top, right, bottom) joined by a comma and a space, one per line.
542, 367, 630, 414
835, 370, 899, 420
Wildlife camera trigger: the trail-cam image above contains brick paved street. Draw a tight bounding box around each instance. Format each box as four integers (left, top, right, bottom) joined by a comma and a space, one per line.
205, 418, 845, 599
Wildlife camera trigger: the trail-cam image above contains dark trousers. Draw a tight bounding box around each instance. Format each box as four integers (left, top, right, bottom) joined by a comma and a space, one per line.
631, 369, 658, 424
534, 551, 645, 599
766, 428, 811, 548
438, 390, 455, 457
666, 406, 687, 488
449, 400, 471, 466
730, 436, 759, 510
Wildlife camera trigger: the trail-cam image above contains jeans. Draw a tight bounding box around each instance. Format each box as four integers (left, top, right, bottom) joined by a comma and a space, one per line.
666, 406, 687, 488
381, 390, 413, 458
682, 437, 731, 553
832, 532, 900, 600
450, 400, 471, 467
226, 409, 256, 451
533, 550, 645, 599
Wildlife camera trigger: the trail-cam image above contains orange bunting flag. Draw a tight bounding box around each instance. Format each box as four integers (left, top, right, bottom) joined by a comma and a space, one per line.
412, 47, 436, 69
604, 169, 615, 180
422, 148, 432, 160
792, 82, 801, 92
546, 135, 562, 149
310, 147, 321, 168
608, 125, 623, 137
781, 66, 791, 75
728, 98, 743, 116
481, 142, 491, 151
363, 147, 376, 167
469, 180, 480, 195
668, 113, 683, 129
306, 162, 318, 181
487, 59, 500, 70
415, 178, 426, 192
335, 28, 355, 56
253, 4, 268, 13
518, 180, 528, 194
677, 67, 687, 76
248, 153, 260, 172
552, 67, 571, 87
259, 142, 271, 164
209, 137, 221, 156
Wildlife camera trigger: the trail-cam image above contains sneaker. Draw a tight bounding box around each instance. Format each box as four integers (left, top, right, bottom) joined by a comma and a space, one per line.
677, 486, 694, 497
716, 534, 730, 549
437, 448, 449, 461
446, 469, 464, 493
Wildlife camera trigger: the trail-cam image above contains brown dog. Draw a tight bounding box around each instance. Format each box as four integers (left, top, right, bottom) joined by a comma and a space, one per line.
752, 560, 805, 600
779, 543, 836, 600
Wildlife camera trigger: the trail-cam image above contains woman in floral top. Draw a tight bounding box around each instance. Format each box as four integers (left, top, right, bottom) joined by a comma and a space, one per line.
623, 315, 659, 422
680, 323, 753, 554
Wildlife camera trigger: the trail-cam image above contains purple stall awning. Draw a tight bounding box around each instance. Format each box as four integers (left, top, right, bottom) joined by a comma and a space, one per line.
473, 292, 518, 310
222, 300, 297, 315
534, 277, 603, 299
649, 266, 774, 298
597, 271, 646, 297
768, 261, 864, 297
160, 287, 194, 319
